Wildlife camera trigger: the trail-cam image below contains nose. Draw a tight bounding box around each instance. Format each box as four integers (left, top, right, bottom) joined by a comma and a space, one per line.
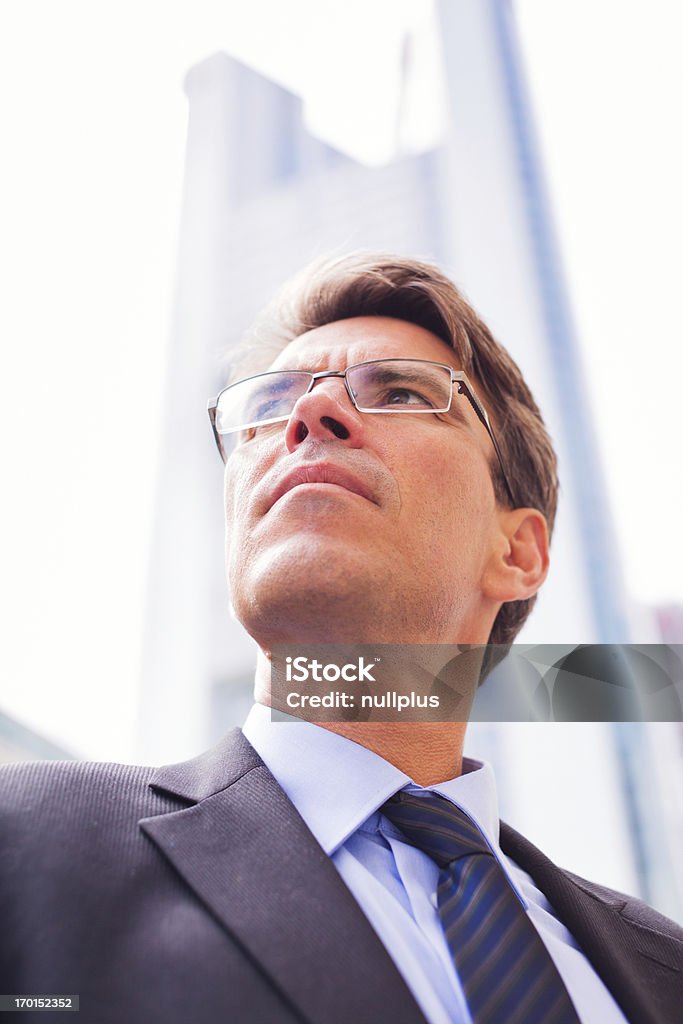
284, 375, 366, 451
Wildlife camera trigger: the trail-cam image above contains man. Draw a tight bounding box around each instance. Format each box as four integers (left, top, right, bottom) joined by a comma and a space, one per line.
1, 253, 681, 1023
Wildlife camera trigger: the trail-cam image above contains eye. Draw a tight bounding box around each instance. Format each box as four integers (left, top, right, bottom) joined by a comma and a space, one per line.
244, 387, 297, 423
381, 387, 435, 408
250, 396, 292, 420
349, 362, 450, 411
239, 373, 307, 426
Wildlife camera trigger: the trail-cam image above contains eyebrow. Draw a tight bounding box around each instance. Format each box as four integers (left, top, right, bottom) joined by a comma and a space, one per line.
360, 365, 435, 383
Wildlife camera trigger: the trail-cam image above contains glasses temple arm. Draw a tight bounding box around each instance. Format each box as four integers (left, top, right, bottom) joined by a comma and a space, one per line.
457, 383, 517, 506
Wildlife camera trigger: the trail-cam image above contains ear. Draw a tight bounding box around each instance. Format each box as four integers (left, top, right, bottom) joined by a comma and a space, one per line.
482, 508, 550, 603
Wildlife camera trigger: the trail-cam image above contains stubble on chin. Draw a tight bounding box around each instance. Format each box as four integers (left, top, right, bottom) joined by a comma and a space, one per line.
229, 535, 399, 646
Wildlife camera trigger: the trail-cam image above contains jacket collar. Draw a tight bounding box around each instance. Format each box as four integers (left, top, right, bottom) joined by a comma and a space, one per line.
146, 725, 263, 801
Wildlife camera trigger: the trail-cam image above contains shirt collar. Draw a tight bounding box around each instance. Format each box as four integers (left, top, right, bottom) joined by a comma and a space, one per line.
242, 703, 501, 856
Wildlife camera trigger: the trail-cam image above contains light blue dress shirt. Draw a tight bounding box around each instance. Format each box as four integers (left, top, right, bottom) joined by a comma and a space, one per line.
243, 703, 628, 1024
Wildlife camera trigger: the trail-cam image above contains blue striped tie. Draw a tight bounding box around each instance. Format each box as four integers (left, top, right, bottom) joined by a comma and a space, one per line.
381, 791, 580, 1024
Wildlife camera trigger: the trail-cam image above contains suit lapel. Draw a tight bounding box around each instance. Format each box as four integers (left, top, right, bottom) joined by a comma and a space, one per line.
140, 729, 426, 1024
501, 823, 683, 1024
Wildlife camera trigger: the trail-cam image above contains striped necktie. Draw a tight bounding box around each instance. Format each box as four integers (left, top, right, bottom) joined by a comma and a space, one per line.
381, 790, 581, 1024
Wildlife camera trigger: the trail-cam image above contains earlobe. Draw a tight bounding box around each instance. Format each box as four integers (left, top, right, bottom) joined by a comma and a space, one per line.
484, 508, 550, 603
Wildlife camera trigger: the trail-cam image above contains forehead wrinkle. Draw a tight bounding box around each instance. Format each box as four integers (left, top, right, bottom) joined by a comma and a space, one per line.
268, 334, 465, 376
268, 331, 392, 372
268, 346, 347, 373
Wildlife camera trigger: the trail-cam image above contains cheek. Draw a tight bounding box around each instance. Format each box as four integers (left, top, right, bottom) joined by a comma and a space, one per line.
397, 447, 495, 547
223, 465, 238, 530
223, 440, 281, 559
223, 456, 252, 540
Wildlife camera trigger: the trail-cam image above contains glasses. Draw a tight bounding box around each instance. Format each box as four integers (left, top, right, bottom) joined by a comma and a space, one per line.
207, 358, 516, 504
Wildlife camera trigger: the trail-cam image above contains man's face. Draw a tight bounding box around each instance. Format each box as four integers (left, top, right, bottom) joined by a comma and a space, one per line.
224, 316, 506, 646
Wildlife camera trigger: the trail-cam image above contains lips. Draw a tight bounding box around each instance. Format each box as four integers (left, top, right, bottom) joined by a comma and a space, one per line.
267, 462, 377, 511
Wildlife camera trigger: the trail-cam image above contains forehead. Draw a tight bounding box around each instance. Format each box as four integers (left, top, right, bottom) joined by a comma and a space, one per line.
267, 316, 461, 372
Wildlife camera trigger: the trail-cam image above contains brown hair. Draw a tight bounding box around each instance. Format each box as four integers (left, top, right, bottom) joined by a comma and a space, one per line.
232, 251, 559, 654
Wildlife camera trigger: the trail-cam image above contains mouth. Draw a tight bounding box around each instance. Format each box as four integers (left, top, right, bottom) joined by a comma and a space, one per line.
267, 463, 377, 512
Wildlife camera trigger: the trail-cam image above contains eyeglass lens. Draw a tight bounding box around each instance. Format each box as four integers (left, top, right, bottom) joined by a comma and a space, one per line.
216, 361, 453, 435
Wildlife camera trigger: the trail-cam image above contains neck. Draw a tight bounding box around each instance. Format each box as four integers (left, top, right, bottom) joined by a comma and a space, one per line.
318, 721, 467, 787
254, 645, 477, 785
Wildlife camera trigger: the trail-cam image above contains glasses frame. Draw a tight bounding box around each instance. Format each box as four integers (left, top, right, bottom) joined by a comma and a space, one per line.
207, 358, 516, 505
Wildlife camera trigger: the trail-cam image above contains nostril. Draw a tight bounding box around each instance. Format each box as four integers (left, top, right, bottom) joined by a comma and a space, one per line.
321, 416, 350, 440
295, 422, 309, 443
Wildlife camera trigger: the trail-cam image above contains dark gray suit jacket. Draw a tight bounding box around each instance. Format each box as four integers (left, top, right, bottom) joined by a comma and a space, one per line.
1, 728, 681, 1023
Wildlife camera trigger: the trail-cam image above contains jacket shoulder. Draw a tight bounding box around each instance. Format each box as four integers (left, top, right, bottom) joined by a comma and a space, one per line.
0, 757, 182, 830
564, 869, 683, 943
0, 756, 155, 797
501, 819, 683, 945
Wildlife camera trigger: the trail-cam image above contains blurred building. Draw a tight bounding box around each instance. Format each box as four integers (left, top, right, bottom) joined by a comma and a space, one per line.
137, 0, 681, 921
655, 603, 683, 643
0, 710, 74, 763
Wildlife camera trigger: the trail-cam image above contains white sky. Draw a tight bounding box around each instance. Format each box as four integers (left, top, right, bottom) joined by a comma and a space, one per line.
1, 0, 681, 757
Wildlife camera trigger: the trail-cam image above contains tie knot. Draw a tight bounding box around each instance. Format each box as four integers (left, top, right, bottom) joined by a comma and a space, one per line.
381, 790, 491, 867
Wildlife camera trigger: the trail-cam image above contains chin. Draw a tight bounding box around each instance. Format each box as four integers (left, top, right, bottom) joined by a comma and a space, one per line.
230, 538, 391, 645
